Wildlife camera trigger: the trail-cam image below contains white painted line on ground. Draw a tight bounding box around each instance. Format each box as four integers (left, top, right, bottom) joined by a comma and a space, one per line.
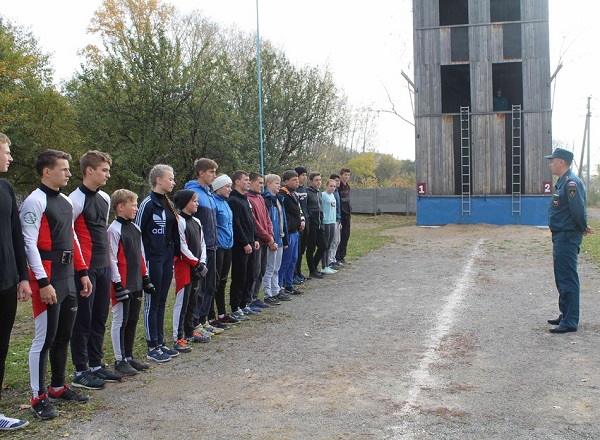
389, 238, 484, 439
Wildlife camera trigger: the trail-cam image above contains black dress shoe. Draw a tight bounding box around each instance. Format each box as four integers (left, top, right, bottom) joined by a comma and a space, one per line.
547, 318, 561, 325
549, 325, 577, 333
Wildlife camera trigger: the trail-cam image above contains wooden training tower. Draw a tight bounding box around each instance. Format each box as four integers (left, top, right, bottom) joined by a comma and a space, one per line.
413, 0, 552, 225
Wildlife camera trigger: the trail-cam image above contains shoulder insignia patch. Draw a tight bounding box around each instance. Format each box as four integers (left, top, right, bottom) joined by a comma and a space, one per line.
569, 187, 577, 198
568, 181, 577, 187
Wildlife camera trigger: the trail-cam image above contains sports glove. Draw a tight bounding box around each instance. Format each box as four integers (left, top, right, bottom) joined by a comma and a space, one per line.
192, 262, 208, 279
113, 282, 131, 302
142, 275, 156, 295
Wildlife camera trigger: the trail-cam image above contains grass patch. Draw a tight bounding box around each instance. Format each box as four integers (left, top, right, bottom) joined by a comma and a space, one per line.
342, 213, 415, 261
582, 218, 600, 270
1, 213, 415, 435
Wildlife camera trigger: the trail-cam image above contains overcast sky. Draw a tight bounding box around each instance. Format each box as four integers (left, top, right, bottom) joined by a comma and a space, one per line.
0, 0, 597, 166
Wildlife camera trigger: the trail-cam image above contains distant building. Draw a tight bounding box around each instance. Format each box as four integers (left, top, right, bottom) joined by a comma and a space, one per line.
413, 0, 552, 225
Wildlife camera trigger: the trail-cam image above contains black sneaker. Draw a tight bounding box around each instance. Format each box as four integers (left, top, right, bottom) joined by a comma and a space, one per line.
209, 319, 230, 330
115, 360, 139, 376
309, 271, 324, 279
72, 370, 105, 390
219, 314, 240, 324
129, 358, 150, 371
30, 395, 58, 420
48, 385, 89, 403
264, 296, 282, 305
91, 367, 122, 383
285, 286, 304, 295
275, 292, 292, 301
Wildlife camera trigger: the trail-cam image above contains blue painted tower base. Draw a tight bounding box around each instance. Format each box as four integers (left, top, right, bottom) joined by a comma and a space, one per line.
417, 195, 551, 226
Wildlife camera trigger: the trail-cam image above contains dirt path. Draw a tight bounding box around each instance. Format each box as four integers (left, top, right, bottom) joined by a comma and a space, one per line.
65, 224, 600, 439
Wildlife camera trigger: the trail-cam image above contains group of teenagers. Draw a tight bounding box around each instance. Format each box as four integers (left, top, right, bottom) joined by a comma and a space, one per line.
0, 132, 352, 430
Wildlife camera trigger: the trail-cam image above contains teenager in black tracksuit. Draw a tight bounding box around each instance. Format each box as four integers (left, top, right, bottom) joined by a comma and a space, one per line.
134, 165, 180, 363
227, 171, 258, 317
306, 173, 327, 278
0, 134, 31, 431
70, 151, 121, 388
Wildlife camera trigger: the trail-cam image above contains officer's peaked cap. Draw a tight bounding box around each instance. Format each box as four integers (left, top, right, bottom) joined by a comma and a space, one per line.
544, 148, 573, 164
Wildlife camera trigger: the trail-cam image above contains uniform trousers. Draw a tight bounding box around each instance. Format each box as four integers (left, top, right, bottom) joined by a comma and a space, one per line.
552, 231, 583, 329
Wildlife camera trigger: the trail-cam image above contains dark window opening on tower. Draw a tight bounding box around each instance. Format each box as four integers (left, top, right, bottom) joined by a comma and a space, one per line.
439, 0, 468, 26
503, 23, 522, 59
492, 62, 523, 111
490, 0, 521, 22
441, 65, 471, 114
451, 27, 469, 62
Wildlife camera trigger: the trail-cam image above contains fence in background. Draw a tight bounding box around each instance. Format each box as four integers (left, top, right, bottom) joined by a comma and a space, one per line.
351, 187, 416, 215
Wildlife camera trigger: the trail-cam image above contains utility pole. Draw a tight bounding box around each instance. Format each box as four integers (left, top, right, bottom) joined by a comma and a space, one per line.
586, 96, 591, 191
577, 96, 592, 190
256, 0, 265, 177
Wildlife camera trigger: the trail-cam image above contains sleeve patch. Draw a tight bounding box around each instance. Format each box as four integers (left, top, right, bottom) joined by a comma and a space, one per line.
568, 181, 577, 186
569, 188, 577, 198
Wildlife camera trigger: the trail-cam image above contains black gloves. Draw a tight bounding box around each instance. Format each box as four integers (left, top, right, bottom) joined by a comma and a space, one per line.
192, 262, 208, 280
142, 275, 156, 295
113, 282, 131, 302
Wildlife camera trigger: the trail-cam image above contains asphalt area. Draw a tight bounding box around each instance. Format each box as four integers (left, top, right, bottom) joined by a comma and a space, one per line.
65, 224, 600, 439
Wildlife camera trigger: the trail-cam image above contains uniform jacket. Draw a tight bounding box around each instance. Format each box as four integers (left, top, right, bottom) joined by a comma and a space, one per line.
19, 184, 88, 289
184, 180, 218, 250
214, 193, 234, 249
174, 212, 206, 291
296, 185, 308, 219
338, 181, 352, 217
306, 185, 323, 228
226, 189, 256, 247
134, 192, 180, 261
107, 217, 147, 296
70, 184, 111, 269
333, 189, 342, 222
0, 179, 29, 290
247, 190, 274, 245
278, 185, 304, 234
263, 191, 289, 247
549, 169, 587, 233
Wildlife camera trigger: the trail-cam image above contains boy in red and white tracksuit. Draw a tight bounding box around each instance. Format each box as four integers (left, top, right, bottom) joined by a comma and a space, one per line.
108, 189, 156, 376
172, 190, 208, 351
20, 150, 93, 420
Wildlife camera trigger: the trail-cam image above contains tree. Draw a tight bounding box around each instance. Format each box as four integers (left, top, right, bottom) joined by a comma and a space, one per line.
0, 18, 80, 192
66, 0, 377, 189
347, 152, 377, 187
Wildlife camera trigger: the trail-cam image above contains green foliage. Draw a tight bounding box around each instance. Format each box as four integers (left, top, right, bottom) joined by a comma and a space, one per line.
2, 0, 410, 196
0, 18, 81, 193
582, 218, 600, 269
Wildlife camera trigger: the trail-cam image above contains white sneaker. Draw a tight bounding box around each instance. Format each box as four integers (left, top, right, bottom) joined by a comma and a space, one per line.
203, 322, 224, 335
0, 414, 29, 431
194, 324, 214, 337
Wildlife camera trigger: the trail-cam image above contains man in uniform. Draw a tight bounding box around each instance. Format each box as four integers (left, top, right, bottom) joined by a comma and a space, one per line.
545, 148, 594, 333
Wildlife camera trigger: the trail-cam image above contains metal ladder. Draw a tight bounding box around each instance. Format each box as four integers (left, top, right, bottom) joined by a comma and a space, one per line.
460, 106, 471, 215
511, 105, 522, 215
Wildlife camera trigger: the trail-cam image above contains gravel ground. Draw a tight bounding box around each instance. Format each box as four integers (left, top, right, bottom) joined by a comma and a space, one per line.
63, 223, 600, 439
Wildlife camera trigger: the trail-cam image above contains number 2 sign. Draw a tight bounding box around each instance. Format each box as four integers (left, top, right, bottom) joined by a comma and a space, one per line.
543, 182, 552, 194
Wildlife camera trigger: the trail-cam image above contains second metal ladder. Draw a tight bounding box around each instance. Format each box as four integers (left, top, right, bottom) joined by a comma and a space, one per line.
511, 105, 522, 215
460, 106, 471, 215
